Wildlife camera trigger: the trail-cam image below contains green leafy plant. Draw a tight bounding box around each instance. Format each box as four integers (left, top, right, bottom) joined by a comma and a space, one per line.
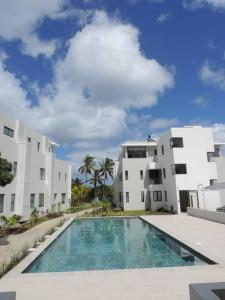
0, 155, 14, 187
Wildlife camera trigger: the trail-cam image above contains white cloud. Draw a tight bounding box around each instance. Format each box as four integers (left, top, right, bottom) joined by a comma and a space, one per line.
157, 13, 171, 24
192, 96, 208, 108
183, 0, 225, 10
199, 61, 225, 90
0, 0, 67, 57
212, 123, 225, 143
0, 10, 174, 172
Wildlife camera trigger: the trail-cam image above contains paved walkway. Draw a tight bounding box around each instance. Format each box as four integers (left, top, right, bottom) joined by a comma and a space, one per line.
0, 214, 225, 299
0, 209, 92, 265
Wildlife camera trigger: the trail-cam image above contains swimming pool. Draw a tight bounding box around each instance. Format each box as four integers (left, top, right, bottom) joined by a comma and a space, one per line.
24, 217, 213, 273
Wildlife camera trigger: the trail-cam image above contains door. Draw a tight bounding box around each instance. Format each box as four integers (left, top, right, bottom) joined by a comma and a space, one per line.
189, 191, 199, 208
179, 191, 189, 212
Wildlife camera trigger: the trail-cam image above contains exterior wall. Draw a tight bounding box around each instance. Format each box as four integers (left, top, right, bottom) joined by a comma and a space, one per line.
187, 207, 225, 224
113, 126, 224, 213
0, 111, 71, 219
216, 157, 225, 205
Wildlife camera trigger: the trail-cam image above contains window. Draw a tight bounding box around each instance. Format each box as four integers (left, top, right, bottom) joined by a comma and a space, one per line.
65, 173, 67, 181
126, 192, 129, 203
27, 137, 31, 143
171, 164, 187, 175
127, 147, 146, 158
59, 172, 61, 181
49, 147, 51, 152
170, 137, 183, 148
10, 194, 15, 212
38, 194, 44, 207
141, 191, 145, 202
30, 194, 35, 209
153, 191, 162, 202
163, 168, 166, 179
161, 145, 164, 155
164, 191, 168, 202
210, 179, 218, 186
0, 194, 4, 213
54, 193, 57, 201
140, 170, 143, 180
148, 191, 151, 202
37, 142, 40, 151
125, 170, 128, 180
12, 162, 17, 176
3, 126, 14, 138
207, 152, 216, 162
61, 193, 66, 204
149, 169, 162, 184
154, 149, 157, 156
40, 168, 45, 180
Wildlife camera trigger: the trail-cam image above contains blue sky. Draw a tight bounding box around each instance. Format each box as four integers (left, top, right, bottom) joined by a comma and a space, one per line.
0, 0, 225, 174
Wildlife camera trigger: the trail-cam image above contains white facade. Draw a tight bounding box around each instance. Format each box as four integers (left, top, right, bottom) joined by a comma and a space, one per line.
113, 126, 225, 213
0, 111, 71, 220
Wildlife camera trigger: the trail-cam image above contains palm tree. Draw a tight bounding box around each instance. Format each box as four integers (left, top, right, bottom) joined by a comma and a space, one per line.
99, 158, 114, 199
88, 169, 103, 200
78, 155, 95, 186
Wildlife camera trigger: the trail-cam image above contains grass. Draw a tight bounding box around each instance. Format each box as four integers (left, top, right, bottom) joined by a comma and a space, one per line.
66, 202, 94, 214
0, 218, 67, 279
81, 209, 170, 217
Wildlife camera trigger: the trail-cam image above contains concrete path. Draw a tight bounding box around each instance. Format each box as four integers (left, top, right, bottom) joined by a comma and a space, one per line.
0, 214, 225, 300
0, 209, 92, 265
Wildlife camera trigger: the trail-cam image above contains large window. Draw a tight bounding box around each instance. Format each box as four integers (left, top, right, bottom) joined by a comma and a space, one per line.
153, 191, 162, 202
12, 162, 18, 176
127, 147, 146, 158
207, 152, 216, 162
38, 194, 44, 207
61, 193, 66, 204
3, 126, 14, 138
125, 170, 128, 180
40, 168, 45, 180
10, 194, 15, 212
171, 164, 187, 175
149, 169, 162, 184
170, 137, 183, 148
30, 194, 35, 209
126, 192, 129, 203
0, 194, 4, 213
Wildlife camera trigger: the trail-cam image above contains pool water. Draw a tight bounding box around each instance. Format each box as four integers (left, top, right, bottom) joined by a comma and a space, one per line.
25, 217, 210, 273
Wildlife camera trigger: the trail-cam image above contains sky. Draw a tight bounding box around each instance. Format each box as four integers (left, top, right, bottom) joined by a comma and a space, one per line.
0, 0, 225, 175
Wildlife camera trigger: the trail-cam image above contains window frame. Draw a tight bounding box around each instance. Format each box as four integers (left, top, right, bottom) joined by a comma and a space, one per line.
153, 191, 162, 202
38, 193, 44, 207
0, 194, 4, 213
170, 137, 184, 148
30, 194, 35, 209
3, 126, 14, 138
171, 164, 187, 175
125, 170, 128, 180
10, 194, 15, 212
40, 168, 45, 180
140, 170, 143, 180
126, 192, 129, 203
141, 191, 145, 203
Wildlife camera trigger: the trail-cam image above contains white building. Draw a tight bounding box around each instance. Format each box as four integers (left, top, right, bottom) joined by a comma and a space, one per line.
113, 126, 225, 213
0, 111, 71, 220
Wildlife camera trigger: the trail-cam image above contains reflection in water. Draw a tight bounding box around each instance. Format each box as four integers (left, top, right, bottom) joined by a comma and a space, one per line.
25, 218, 208, 273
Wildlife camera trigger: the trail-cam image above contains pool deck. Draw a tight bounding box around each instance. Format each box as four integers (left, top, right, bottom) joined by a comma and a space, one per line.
0, 214, 225, 300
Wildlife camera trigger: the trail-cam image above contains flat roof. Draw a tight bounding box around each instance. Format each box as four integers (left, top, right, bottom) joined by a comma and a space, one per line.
122, 141, 157, 147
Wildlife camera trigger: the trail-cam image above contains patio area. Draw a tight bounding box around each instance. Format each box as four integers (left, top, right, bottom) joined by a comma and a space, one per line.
0, 214, 225, 300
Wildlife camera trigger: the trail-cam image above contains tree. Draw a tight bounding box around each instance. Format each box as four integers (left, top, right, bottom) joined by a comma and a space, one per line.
0, 156, 14, 187
88, 169, 103, 200
99, 158, 114, 199
71, 177, 82, 189
78, 155, 95, 186
71, 184, 88, 206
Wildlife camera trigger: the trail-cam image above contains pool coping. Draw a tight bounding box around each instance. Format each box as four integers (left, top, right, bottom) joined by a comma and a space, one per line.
3, 215, 221, 279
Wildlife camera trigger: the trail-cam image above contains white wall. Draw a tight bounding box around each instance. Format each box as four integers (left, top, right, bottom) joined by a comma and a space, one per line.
0, 111, 71, 219
216, 157, 225, 206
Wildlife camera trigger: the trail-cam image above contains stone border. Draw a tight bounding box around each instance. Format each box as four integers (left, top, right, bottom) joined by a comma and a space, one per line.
4, 217, 74, 278
187, 207, 225, 225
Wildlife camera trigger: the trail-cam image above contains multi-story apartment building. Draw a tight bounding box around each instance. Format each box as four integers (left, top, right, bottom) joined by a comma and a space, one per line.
0, 111, 71, 220
113, 126, 225, 213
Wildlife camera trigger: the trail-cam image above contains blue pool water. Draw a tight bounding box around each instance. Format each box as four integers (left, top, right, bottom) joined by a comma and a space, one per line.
25, 218, 211, 273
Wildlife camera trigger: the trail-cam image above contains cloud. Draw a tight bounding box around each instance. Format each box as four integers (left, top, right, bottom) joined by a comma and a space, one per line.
0, 0, 67, 57
199, 60, 225, 90
127, 0, 165, 4
0, 10, 175, 172
212, 124, 225, 143
192, 96, 208, 108
183, 0, 225, 10
157, 13, 171, 24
